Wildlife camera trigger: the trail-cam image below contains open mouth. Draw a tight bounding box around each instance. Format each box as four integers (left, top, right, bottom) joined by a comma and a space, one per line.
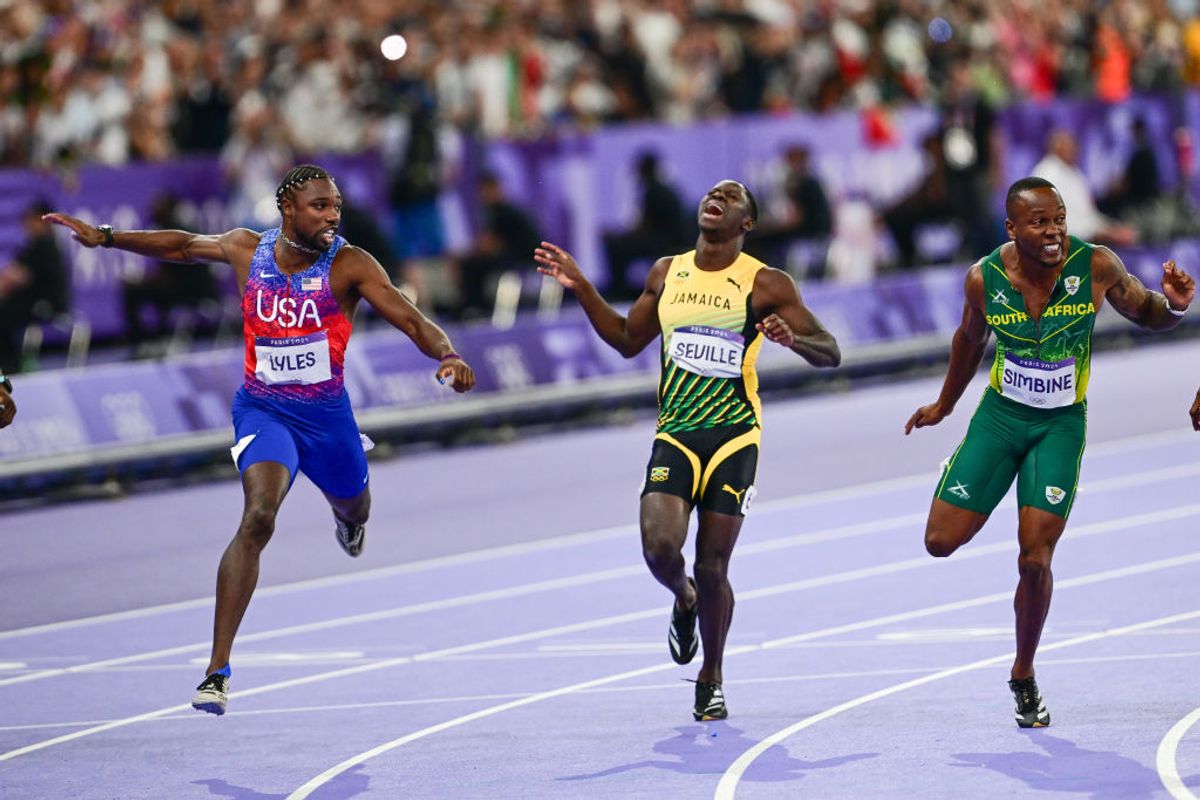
319, 228, 337, 244
1041, 242, 1061, 257
702, 202, 724, 218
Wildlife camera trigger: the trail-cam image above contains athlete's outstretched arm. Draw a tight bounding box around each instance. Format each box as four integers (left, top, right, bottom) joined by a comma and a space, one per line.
1095, 247, 1194, 331
1190, 388, 1200, 432
533, 241, 661, 357
750, 268, 840, 367
42, 212, 256, 266
905, 263, 990, 434
340, 246, 475, 391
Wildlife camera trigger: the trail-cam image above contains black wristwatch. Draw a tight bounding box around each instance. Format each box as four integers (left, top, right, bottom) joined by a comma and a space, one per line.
98, 224, 115, 248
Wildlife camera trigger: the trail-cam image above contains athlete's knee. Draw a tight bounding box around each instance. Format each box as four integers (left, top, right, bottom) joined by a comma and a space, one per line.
237, 503, 278, 549
693, 555, 729, 593
1017, 545, 1054, 579
924, 528, 963, 558
641, 534, 680, 572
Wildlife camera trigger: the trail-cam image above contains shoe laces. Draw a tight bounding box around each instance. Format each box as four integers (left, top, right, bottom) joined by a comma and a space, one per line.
1010, 678, 1039, 711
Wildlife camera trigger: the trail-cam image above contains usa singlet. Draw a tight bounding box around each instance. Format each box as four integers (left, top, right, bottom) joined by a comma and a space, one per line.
242, 227, 352, 401
983, 235, 1097, 408
230, 228, 370, 499
656, 251, 767, 433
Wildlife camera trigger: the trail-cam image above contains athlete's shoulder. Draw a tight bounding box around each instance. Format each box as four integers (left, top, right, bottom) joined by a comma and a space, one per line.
223, 227, 264, 250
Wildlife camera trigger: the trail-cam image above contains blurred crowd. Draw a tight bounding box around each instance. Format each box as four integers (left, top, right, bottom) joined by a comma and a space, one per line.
5, 0, 1200, 170
5, 0, 1200, 346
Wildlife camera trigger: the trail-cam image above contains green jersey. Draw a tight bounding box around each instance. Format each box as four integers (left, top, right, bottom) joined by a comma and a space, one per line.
982, 236, 1097, 407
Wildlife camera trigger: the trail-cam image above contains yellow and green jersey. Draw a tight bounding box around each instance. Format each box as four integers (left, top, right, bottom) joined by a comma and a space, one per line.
656, 251, 766, 433
983, 235, 1097, 408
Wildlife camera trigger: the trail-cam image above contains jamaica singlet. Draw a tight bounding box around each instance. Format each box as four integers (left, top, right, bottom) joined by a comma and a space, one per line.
983, 236, 1097, 408
656, 251, 766, 433
242, 228, 353, 402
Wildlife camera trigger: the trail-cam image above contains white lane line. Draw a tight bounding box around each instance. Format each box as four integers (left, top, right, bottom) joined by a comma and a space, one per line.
14, 648, 1200, 735
283, 559, 1200, 799
0, 511, 925, 689
3, 501, 1197, 764
3, 427, 1189, 641
714, 608, 1200, 800
1158, 706, 1200, 799
8, 458, 1194, 689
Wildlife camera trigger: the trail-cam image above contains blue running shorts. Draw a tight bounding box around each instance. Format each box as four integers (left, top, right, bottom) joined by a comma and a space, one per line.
230, 387, 371, 499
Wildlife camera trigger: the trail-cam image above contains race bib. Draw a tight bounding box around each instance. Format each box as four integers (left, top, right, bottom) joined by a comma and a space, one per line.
1000, 353, 1075, 408
254, 332, 332, 386
668, 325, 744, 378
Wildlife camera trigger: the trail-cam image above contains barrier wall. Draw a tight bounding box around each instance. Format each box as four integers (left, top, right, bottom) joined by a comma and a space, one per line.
4, 237, 1196, 480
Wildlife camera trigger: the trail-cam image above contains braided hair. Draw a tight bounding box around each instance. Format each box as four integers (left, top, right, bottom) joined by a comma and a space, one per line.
275, 164, 334, 211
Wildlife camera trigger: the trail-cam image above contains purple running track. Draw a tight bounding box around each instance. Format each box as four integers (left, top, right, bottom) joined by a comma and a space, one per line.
2, 339, 1200, 799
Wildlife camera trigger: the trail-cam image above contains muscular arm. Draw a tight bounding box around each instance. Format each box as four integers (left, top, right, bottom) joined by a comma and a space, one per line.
1094, 246, 1194, 331
41, 212, 256, 265
339, 247, 454, 357
337, 246, 475, 391
534, 242, 661, 358
750, 267, 840, 367
905, 263, 990, 433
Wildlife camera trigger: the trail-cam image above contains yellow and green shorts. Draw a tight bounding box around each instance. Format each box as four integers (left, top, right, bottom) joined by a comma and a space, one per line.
936, 388, 1087, 519
641, 424, 760, 516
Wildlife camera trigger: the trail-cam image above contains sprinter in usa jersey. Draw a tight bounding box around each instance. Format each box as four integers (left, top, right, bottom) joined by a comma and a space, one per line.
535, 179, 840, 721
46, 164, 476, 716
904, 176, 1194, 728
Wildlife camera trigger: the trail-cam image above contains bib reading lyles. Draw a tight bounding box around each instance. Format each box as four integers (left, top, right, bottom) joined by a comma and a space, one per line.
1000, 353, 1075, 408
669, 325, 744, 378
254, 332, 332, 386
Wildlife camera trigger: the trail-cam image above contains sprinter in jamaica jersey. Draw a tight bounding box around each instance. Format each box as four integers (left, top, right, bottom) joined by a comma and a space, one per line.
535, 179, 840, 721
904, 176, 1195, 728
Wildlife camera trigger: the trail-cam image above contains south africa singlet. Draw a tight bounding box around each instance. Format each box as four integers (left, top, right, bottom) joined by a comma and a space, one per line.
656, 251, 766, 433
983, 236, 1097, 408
935, 237, 1096, 519
242, 228, 353, 402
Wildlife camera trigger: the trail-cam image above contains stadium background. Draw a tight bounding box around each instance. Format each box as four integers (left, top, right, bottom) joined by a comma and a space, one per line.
2, 0, 1199, 490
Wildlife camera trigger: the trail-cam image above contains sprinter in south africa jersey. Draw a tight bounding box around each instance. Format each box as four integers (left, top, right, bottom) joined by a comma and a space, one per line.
905, 177, 1194, 729
45, 164, 476, 716
535, 179, 841, 722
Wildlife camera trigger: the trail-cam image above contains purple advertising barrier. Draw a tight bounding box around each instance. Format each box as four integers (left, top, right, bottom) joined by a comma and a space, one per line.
6, 236, 1195, 477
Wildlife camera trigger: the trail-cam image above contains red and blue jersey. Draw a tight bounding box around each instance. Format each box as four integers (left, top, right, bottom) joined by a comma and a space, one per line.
242, 228, 352, 402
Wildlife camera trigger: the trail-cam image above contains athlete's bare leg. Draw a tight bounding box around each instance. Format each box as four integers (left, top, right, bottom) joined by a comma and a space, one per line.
326, 486, 371, 526
693, 510, 743, 684
640, 493, 697, 612
1012, 505, 1067, 680
205, 461, 291, 674
923, 498, 989, 557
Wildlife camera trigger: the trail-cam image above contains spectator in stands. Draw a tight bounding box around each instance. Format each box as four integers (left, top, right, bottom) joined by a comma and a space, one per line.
938, 58, 1001, 263
1099, 116, 1162, 219
744, 144, 832, 279
1031, 129, 1137, 247
455, 172, 542, 320
122, 193, 220, 353
0, 200, 70, 373
602, 151, 689, 299
387, 101, 451, 313
882, 133, 953, 270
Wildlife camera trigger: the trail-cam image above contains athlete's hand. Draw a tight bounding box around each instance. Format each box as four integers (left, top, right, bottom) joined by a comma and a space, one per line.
533, 241, 585, 291
1162, 259, 1195, 313
41, 213, 106, 248
1190, 388, 1200, 432
905, 402, 950, 435
0, 386, 15, 429
756, 313, 795, 348
436, 357, 475, 394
